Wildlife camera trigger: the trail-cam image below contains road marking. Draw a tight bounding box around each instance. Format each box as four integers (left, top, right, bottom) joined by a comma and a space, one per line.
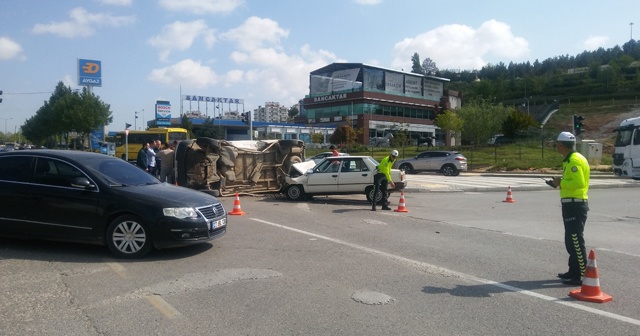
251, 218, 640, 327
106, 262, 128, 279
145, 295, 182, 319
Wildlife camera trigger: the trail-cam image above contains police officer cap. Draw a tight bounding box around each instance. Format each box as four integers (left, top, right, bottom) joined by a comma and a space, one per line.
557, 131, 576, 142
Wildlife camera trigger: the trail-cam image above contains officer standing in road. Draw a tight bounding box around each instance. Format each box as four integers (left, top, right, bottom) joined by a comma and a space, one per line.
372, 149, 398, 211
552, 131, 590, 286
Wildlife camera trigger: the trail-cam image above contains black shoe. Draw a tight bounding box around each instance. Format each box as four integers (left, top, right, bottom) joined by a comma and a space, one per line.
381, 206, 392, 211
557, 272, 573, 280
371, 207, 376, 211
562, 278, 582, 286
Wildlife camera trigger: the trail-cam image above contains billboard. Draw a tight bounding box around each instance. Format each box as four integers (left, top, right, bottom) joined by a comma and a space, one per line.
78, 59, 102, 87
423, 79, 443, 101
156, 100, 171, 126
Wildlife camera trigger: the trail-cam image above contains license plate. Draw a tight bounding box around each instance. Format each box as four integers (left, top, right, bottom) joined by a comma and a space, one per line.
211, 218, 226, 229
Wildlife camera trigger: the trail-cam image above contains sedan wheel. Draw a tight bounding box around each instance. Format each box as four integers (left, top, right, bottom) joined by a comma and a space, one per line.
365, 186, 389, 204
106, 215, 152, 259
441, 164, 458, 176
286, 185, 305, 201
399, 163, 414, 174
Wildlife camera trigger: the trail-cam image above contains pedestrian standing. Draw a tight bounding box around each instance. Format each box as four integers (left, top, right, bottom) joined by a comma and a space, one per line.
372, 149, 398, 211
157, 143, 175, 183
552, 131, 590, 286
136, 143, 149, 171
146, 141, 157, 177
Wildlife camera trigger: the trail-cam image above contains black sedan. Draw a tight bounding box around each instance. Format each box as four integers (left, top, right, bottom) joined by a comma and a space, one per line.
0, 150, 227, 258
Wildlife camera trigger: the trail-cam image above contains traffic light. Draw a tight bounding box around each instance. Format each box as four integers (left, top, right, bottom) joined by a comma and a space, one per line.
241, 112, 251, 124
573, 115, 585, 136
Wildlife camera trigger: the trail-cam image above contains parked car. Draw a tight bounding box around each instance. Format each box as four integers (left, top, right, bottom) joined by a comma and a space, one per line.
284, 155, 407, 203
306, 151, 349, 164
0, 150, 227, 258
394, 150, 467, 176
488, 134, 511, 146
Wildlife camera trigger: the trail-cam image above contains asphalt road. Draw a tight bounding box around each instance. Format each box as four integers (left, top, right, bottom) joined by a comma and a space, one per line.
1, 187, 639, 335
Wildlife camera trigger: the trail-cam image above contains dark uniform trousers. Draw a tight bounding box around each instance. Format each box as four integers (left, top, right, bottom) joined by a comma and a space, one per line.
372, 173, 389, 206
561, 201, 589, 279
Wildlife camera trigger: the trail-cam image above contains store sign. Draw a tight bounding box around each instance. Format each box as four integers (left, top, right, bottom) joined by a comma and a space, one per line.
181, 95, 244, 104
313, 93, 346, 102
424, 79, 443, 100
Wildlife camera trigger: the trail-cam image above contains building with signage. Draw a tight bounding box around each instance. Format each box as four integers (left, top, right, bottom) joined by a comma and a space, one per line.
302, 63, 457, 145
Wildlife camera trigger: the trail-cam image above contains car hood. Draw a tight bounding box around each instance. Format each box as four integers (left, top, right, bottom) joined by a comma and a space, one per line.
114, 183, 220, 208
290, 160, 317, 175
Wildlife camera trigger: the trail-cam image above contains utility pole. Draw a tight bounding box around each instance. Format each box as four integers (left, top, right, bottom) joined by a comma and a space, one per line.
631, 22, 634, 40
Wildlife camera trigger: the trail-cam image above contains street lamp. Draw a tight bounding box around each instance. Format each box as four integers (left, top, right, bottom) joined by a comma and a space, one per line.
135, 111, 139, 130
1, 117, 11, 144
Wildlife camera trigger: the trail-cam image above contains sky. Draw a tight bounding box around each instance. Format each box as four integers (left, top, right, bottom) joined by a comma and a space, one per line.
0, 0, 637, 134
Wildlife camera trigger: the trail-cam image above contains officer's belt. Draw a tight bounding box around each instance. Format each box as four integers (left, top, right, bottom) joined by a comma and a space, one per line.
561, 198, 587, 203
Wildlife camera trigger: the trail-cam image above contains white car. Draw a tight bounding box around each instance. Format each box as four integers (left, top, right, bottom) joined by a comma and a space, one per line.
284, 155, 407, 203
306, 151, 349, 164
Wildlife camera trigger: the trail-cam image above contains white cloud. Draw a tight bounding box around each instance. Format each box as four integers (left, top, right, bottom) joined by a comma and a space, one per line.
220, 16, 289, 51
583, 35, 610, 51
0, 36, 25, 61
353, 0, 382, 4
223, 44, 342, 105
158, 0, 244, 14
148, 59, 218, 88
149, 20, 216, 61
31, 7, 135, 38
100, 0, 132, 5
391, 19, 529, 71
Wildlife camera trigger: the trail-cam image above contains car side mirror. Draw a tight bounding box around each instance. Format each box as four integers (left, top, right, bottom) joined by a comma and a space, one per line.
70, 177, 96, 190
306, 169, 314, 174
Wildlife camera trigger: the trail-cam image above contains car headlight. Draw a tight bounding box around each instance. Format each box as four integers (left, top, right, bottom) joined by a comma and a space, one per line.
163, 207, 199, 219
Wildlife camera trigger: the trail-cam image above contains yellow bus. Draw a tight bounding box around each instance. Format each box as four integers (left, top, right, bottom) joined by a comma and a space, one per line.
114, 128, 189, 161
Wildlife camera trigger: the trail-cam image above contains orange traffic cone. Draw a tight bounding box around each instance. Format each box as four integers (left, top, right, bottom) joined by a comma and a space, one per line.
394, 192, 409, 212
229, 192, 246, 216
503, 186, 516, 203
569, 249, 613, 303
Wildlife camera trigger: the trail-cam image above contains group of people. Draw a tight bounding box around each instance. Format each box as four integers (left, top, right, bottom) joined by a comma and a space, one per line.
136, 140, 176, 183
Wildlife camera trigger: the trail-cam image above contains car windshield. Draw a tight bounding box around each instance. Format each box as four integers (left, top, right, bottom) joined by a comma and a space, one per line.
83, 157, 161, 186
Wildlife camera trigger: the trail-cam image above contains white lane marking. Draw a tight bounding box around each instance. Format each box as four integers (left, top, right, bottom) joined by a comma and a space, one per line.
251, 218, 640, 327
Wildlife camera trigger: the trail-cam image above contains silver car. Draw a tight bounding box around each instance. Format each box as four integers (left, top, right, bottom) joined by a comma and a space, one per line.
394, 150, 467, 176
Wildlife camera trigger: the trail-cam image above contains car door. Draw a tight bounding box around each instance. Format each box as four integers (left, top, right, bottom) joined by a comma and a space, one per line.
430, 152, 450, 169
305, 158, 341, 193
413, 152, 433, 171
337, 158, 372, 192
0, 155, 33, 233
26, 157, 101, 239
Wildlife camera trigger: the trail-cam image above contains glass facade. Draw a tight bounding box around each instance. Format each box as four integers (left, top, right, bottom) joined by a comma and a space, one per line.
306, 103, 433, 120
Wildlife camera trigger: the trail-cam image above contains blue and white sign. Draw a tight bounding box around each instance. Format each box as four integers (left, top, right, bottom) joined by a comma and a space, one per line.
156, 100, 171, 126
78, 59, 102, 87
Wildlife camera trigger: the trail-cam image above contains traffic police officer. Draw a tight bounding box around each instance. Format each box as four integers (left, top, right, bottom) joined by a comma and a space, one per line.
552, 131, 590, 286
372, 149, 397, 211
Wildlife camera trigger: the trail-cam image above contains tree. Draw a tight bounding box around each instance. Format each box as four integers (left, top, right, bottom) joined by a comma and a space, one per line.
22, 82, 113, 148
456, 99, 510, 146
411, 53, 422, 74
330, 124, 357, 147
310, 132, 324, 145
192, 117, 223, 139
501, 109, 538, 138
434, 110, 464, 144
180, 115, 194, 138
288, 106, 299, 119
421, 58, 438, 75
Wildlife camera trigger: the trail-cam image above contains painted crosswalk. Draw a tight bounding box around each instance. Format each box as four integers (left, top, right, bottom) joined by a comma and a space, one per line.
404, 173, 640, 192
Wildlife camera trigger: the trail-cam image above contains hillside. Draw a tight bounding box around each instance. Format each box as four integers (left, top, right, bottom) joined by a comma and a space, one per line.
544, 99, 640, 155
